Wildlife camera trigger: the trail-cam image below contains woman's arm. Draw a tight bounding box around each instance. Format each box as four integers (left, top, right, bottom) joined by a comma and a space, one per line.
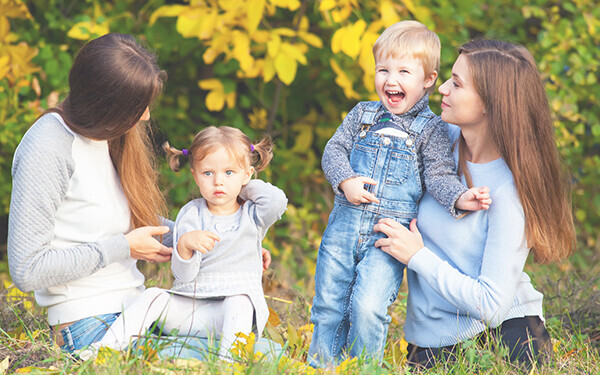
7, 121, 130, 292
375, 184, 529, 326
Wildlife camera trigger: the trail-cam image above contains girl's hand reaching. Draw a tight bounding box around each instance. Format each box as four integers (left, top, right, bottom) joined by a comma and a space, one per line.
456, 186, 492, 211
126, 226, 173, 263
177, 230, 220, 260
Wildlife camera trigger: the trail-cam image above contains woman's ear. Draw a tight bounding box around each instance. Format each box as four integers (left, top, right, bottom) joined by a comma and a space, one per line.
242, 166, 255, 185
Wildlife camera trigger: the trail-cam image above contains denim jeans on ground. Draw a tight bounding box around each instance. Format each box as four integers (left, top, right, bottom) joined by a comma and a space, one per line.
57, 313, 119, 353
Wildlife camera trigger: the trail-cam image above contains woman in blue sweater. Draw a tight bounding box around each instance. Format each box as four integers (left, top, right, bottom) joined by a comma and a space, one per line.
373, 39, 575, 368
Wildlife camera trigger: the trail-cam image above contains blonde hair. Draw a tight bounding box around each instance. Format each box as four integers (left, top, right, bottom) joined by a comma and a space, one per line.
372, 20, 440, 92
164, 126, 273, 175
457, 39, 575, 264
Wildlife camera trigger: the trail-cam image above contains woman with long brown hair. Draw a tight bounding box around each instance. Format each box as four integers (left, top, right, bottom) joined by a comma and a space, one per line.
373, 39, 575, 368
8, 33, 173, 353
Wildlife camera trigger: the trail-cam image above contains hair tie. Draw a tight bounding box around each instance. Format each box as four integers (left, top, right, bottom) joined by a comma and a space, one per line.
182, 149, 189, 157
250, 144, 255, 152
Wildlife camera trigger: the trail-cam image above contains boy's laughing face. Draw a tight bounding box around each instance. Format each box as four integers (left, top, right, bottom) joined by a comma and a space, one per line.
374, 53, 437, 115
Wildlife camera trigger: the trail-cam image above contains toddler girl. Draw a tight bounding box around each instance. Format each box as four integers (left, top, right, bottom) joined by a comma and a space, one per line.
82, 126, 287, 360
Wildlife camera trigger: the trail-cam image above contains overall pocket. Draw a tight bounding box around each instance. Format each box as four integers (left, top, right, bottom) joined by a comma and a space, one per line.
349, 142, 378, 179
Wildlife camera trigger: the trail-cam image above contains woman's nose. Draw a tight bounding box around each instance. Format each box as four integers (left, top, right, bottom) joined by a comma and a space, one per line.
438, 80, 450, 95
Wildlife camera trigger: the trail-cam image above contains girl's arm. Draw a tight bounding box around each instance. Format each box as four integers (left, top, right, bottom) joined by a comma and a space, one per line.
171, 203, 205, 283
407, 184, 528, 326
321, 103, 365, 195
8, 120, 130, 292
420, 119, 469, 217
239, 179, 287, 239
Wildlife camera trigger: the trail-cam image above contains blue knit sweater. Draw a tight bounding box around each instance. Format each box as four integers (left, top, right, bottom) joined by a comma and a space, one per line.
404, 125, 544, 348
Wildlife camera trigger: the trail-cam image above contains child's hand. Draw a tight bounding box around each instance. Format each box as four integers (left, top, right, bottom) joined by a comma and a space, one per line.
339, 177, 380, 205
261, 248, 271, 272
177, 230, 220, 260
456, 186, 492, 211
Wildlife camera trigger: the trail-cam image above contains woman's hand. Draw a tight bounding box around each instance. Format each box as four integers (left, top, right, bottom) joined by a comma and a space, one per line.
261, 248, 272, 271
125, 226, 173, 263
177, 230, 220, 260
373, 218, 424, 265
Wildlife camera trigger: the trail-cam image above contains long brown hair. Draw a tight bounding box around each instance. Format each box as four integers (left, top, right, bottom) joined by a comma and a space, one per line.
164, 126, 273, 174
457, 39, 575, 263
48, 33, 167, 228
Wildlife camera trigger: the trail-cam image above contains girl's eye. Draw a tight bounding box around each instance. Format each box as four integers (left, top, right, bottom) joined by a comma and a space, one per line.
203, 171, 212, 176
225, 170, 234, 176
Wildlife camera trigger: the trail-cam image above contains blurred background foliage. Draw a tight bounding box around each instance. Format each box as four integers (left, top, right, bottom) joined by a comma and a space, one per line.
1, 0, 599, 290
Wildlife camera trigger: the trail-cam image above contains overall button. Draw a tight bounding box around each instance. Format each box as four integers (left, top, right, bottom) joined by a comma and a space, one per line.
383, 137, 391, 145
405, 139, 414, 147
359, 130, 367, 138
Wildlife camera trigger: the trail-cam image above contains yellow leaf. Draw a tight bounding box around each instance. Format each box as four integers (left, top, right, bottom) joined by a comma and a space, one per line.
0, 356, 9, 374
232, 31, 254, 72
251, 30, 270, 43
198, 78, 223, 90
319, 0, 336, 11
291, 124, 313, 152
267, 33, 281, 58
67, 20, 109, 41
176, 8, 217, 40
273, 27, 297, 37
274, 52, 297, 85
331, 28, 344, 54
281, 42, 307, 64
246, 0, 265, 33
149, 4, 187, 25
330, 59, 360, 99
380, 0, 400, 27
0, 16, 9, 42
205, 90, 224, 112
267, 306, 282, 327
298, 31, 323, 48
0, 55, 8, 80
341, 20, 366, 58
0, 0, 32, 19
225, 91, 236, 109
263, 58, 276, 82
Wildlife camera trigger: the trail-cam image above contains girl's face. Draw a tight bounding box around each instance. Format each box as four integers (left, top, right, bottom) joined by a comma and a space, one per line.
438, 54, 486, 128
191, 147, 253, 215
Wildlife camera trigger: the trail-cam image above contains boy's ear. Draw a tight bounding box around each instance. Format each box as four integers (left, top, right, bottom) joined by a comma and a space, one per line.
424, 70, 438, 89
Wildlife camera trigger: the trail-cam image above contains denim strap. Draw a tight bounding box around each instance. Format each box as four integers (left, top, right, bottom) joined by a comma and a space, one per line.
360, 101, 382, 126
408, 106, 435, 135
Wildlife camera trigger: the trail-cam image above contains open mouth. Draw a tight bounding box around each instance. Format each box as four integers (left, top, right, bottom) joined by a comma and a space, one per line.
386, 90, 405, 103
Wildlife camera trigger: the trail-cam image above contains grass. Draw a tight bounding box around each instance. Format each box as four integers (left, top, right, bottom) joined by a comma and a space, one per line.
1, 244, 599, 374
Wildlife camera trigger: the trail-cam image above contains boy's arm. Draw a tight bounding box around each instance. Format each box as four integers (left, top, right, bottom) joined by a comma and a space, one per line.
420, 118, 468, 217
322, 103, 365, 195
239, 179, 288, 239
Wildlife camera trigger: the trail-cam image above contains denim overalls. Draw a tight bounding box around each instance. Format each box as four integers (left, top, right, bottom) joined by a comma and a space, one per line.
309, 102, 434, 365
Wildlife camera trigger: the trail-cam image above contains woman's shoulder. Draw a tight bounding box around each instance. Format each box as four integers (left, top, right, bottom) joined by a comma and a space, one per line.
19, 113, 75, 155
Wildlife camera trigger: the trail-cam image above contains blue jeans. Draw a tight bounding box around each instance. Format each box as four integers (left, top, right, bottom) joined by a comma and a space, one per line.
55, 313, 119, 353
310, 129, 422, 366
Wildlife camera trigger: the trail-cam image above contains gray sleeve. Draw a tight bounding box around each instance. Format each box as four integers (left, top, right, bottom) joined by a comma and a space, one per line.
171, 203, 203, 283
321, 103, 365, 195
239, 179, 288, 240
420, 117, 468, 217
7, 118, 130, 292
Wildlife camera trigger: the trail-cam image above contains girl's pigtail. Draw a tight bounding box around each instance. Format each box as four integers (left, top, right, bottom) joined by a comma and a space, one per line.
162, 141, 187, 172
251, 135, 273, 173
